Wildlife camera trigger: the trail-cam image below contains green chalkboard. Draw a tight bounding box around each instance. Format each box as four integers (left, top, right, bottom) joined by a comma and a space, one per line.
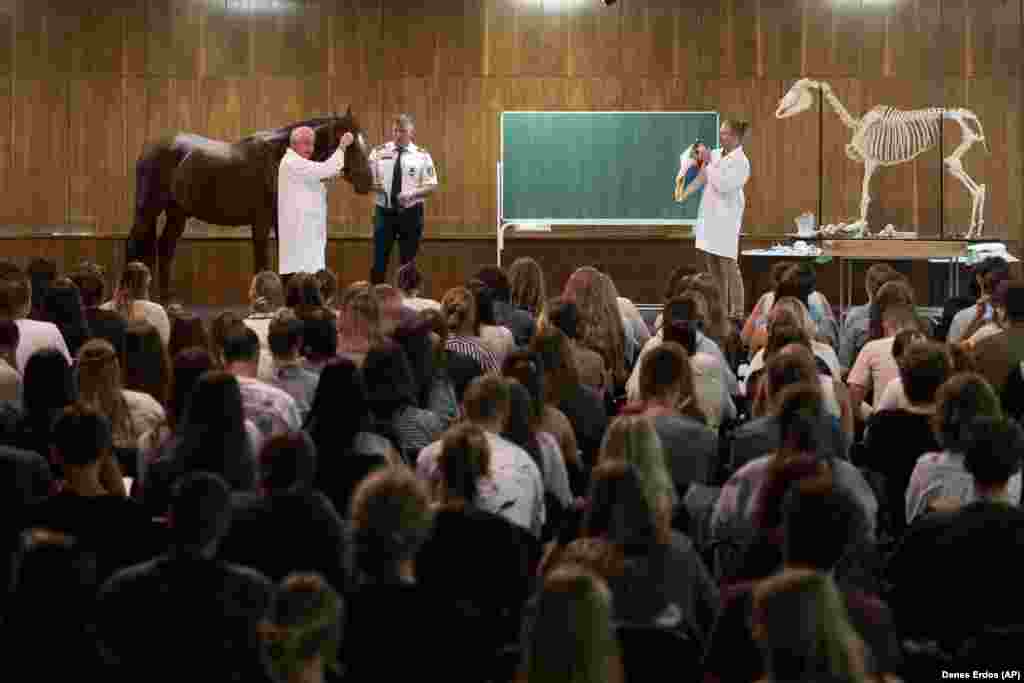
500, 111, 720, 226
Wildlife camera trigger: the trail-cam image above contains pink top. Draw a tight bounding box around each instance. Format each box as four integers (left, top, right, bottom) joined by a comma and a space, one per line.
847, 337, 899, 409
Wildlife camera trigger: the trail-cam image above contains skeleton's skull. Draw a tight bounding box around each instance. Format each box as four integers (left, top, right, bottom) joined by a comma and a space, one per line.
775, 79, 816, 118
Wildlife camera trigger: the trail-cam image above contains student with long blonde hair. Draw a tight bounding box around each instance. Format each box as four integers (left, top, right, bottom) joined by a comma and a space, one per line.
100, 262, 170, 346
562, 267, 630, 388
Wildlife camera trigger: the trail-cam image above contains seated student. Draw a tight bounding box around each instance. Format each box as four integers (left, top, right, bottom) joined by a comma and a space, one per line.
703, 480, 902, 683
259, 573, 345, 683
874, 328, 928, 411
839, 263, 903, 372
713, 383, 878, 580
746, 297, 841, 379
475, 265, 537, 349
860, 341, 948, 535
0, 268, 71, 373
24, 404, 156, 583
905, 373, 1014, 525
97, 472, 276, 683
218, 432, 347, 595
343, 467, 440, 682
741, 261, 794, 348
544, 298, 609, 397
416, 424, 540, 653
221, 324, 303, 438
731, 346, 850, 472
266, 309, 319, 421
100, 262, 171, 346
774, 262, 840, 350
396, 261, 441, 313
889, 416, 1024, 652
0, 318, 21, 404
848, 301, 921, 413
948, 255, 1009, 344
662, 319, 736, 431
973, 280, 1024, 397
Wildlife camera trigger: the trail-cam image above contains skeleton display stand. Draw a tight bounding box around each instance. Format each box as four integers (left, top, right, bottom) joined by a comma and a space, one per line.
775, 78, 988, 239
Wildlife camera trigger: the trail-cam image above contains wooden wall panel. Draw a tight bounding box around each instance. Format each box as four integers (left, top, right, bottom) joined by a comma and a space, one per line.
67, 5, 126, 75
145, 0, 203, 78
13, 0, 75, 77
620, 1, 678, 78
203, 0, 251, 77
436, 0, 486, 78
0, 7, 12, 76
250, 0, 328, 76
565, 0, 621, 78
803, 0, 868, 78
0, 79, 12, 222
942, 0, 1022, 78
10, 78, 68, 225
68, 78, 129, 235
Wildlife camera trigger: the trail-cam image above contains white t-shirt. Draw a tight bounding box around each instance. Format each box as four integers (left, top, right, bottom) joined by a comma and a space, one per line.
100, 299, 171, 347
14, 319, 72, 373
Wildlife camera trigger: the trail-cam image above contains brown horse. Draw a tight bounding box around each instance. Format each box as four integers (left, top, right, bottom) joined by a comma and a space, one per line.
126, 108, 373, 299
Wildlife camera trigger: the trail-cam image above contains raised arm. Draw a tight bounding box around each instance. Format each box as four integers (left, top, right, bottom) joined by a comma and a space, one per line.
705, 152, 750, 195
282, 133, 353, 181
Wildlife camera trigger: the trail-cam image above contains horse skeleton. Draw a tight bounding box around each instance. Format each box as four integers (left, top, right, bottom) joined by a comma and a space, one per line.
775, 78, 988, 238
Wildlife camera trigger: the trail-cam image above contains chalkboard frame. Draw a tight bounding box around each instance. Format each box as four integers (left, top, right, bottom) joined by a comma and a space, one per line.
497, 110, 720, 264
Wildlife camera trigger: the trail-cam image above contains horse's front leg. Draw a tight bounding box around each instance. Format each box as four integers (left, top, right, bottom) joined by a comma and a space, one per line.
157, 206, 189, 302
252, 221, 271, 276
127, 210, 160, 276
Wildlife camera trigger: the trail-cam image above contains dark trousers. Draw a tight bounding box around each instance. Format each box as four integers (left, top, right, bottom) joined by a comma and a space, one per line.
371, 203, 424, 285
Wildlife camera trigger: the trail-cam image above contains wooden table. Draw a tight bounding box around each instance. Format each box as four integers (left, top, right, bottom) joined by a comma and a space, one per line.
743, 238, 1018, 313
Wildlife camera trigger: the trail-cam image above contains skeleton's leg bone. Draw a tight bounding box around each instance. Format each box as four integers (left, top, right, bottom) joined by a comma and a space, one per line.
944, 159, 983, 238
854, 161, 879, 230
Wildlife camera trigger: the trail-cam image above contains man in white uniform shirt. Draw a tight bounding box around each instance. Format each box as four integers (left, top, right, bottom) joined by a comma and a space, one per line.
367, 114, 439, 284
677, 119, 751, 320
277, 126, 354, 280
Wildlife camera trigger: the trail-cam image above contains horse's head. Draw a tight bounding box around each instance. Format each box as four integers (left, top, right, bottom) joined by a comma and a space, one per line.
321, 107, 373, 194
775, 78, 820, 119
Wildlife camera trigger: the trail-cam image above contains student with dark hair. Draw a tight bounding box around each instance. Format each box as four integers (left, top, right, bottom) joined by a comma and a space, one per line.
222, 323, 302, 438
97, 472, 275, 683
26, 257, 57, 321
544, 297, 608, 396
266, 309, 318, 421
24, 404, 157, 583
475, 265, 536, 348
297, 306, 338, 375
395, 261, 440, 312
0, 268, 72, 372
260, 573, 345, 683
0, 318, 20, 403
948, 255, 1010, 344
975, 280, 1024, 398
43, 277, 91, 358
70, 267, 128, 356
363, 341, 443, 460
219, 432, 348, 595
123, 320, 172, 407
890, 417, 1024, 653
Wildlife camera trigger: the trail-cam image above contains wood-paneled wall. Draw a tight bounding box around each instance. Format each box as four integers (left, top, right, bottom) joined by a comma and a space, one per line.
0, 1, 1020, 285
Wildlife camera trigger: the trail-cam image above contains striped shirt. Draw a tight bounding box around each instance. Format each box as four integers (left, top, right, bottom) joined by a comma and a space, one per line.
445, 335, 499, 374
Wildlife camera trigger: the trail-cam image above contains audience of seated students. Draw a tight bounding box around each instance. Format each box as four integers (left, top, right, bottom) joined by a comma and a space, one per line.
336, 285, 381, 367
416, 423, 540, 653
840, 263, 904, 371
848, 298, 921, 413
123, 320, 172, 407
43, 276, 91, 358
476, 265, 537, 348
304, 357, 398, 513
100, 262, 170, 346
265, 309, 319, 420
10, 250, 1024, 681
244, 270, 285, 379
363, 340, 444, 458
905, 372, 1015, 525
0, 319, 20, 403
733, 345, 851, 471
98, 472, 275, 683
69, 265, 127, 356
221, 323, 303, 437
142, 371, 258, 516
24, 404, 157, 583
418, 375, 546, 537
0, 266, 72, 372
889, 416, 1024, 655
627, 343, 719, 493
219, 432, 347, 594
529, 326, 609, 466
259, 573, 345, 683
342, 466, 438, 682
468, 278, 516, 367
395, 261, 441, 312
562, 266, 631, 389
442, 285, 501, 374
704, 479, 901, 683
713, 383, 878, 579
518, 562, 624, 683
507, 256, 547, 318
947, 255, 1010, 344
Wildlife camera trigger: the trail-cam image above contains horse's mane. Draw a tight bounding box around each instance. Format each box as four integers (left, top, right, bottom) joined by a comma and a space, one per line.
242, 116, 347, 145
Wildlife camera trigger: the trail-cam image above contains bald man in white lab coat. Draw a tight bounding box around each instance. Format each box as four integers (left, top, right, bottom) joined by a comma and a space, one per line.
277, 126, 354, 278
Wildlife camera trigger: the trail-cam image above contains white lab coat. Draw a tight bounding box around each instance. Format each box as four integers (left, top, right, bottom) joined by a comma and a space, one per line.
680, 145, 750, 260
277, 145, 346, 274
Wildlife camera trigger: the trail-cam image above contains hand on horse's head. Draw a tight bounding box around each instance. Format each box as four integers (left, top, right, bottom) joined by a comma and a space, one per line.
340, 131, 354, 148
